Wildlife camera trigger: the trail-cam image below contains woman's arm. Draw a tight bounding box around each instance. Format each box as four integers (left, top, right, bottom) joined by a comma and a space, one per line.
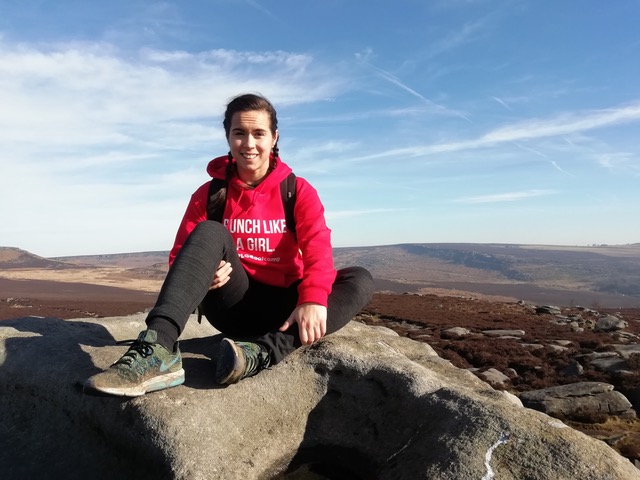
168, 182, 210, 265
292, 178, 336, 306
279, 178, 336, 343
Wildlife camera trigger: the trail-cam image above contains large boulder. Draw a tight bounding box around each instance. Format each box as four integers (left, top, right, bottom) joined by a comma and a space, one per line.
1, 314, 638, 480
519, 382, 636, 420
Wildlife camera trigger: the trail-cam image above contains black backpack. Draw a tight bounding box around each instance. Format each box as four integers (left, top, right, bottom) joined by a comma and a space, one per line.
206, 172, 297, 236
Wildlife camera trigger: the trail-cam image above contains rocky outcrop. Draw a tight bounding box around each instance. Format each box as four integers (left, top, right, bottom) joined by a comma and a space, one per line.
596, 315, 629, 332
1, 314, 639, 480
520, 382, 637, 420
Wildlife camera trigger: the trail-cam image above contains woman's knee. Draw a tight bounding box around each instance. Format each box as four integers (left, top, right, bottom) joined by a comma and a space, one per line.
186, 221, 235, 250
191, 219, 229, 237
336, 266, 375, 300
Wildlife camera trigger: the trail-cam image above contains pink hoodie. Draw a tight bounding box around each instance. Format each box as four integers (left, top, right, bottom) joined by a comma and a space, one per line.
169, 155, 337, 307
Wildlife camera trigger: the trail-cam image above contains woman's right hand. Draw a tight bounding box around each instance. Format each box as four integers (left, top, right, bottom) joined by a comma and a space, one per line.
210, 260, 232, 289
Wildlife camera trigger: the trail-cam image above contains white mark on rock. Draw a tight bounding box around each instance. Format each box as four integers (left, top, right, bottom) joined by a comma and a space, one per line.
481, 432, 510, 480
386, 427, 421, 462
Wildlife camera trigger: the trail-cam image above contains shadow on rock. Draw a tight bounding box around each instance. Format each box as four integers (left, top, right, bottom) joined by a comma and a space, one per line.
179, 333, 225, 390
0, 316, 174, 480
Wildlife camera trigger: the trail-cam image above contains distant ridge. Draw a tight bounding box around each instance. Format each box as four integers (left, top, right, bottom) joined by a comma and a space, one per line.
3, 243, 639, 307
0, 247, 78, 270
50, 251, 170, 268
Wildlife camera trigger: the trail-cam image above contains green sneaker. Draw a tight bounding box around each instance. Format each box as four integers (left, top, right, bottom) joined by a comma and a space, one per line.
84, 329, 184, 397
215, 338, 270, 385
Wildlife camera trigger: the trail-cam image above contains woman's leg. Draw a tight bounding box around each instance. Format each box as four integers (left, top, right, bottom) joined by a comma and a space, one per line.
146, 220, 248, 349
85, 221, 250, 396
207, 266, 375, 365
260, 266, 374, 363
326, 266, 375, 334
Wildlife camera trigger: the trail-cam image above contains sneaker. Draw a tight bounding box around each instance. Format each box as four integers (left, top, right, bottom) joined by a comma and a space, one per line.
84, 329, 185, 397
215, 338, 270, 385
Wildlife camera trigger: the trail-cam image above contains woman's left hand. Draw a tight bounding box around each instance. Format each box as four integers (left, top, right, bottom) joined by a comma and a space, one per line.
279, 303, 327, 345
209, 260, 232, 290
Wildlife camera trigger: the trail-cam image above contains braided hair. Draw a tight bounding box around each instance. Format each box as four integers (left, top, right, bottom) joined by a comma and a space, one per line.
210, 93, 280, 212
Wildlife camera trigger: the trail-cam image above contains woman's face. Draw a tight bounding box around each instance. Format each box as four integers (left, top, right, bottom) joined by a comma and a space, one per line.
227, 110, 278, 182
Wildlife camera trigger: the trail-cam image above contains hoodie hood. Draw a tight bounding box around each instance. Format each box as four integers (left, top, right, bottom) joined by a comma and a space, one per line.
206, 155, 231, 180
206, 154, 293, 186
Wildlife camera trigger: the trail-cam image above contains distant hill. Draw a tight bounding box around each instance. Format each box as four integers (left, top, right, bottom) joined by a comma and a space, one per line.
332, 243, 640, 306
0, 247, 79, 270
50, 251, 170, 268
333, 243, 640, 296
4, 243, 640, 307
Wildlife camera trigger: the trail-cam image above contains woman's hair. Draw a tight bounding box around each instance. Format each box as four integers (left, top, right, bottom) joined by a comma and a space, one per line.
210, 93, 280, 216
223, 93, 278, 138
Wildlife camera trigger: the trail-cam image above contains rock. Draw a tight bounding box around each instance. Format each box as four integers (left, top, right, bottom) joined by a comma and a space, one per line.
441, 327, 471, 339
578, 351, 620, 361
612, 331, 640, 342
505, 368, 518, 379
500, 390, 523, 407
536, 305, 562, 315
595, 315, 628, 332
612, 345, 640, 358
482, 329, 525, 337
577, 351, 634, 375
570, 323, 585, 333
588, 357, 633, 375
548, 345, 570, 353
551, 315, 569, 325
577, 306, 599, 314
519, 382, 636, 421
2, 315, 639, 480
366, 325, 400, 337
477, 368, 510, 387
560, 360, 584, 377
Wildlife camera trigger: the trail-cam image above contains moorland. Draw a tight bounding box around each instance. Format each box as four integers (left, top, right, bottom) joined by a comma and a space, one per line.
2, 243, 640, 463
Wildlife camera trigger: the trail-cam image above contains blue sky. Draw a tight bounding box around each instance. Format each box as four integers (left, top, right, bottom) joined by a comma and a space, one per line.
1, 0, 639, 257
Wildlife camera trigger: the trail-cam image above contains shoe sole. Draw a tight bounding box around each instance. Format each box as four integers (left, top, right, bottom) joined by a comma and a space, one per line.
215, 338, 245, 385
84, 369, 185, 397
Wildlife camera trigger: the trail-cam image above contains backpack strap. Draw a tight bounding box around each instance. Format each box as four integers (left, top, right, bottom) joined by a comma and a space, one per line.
206, 178, 228, 222
280, 172, 297, 237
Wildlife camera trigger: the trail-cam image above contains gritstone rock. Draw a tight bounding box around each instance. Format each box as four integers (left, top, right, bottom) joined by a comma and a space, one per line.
1, 314, 639, 480
595, 315, 628, 332
519, 382, 636, 420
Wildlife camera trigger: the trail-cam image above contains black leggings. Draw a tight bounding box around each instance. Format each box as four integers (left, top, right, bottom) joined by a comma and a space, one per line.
147, 221, 374, 363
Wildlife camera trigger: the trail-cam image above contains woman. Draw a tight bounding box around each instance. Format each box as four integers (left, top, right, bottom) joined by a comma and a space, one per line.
85, 93, 374, 396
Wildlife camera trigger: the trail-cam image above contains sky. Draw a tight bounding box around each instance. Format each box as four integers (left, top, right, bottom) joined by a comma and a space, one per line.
1, 0, 639, 257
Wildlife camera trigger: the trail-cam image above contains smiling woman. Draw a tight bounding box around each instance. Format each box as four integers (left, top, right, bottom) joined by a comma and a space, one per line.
83, 93, 375, 397
228, 109, 279, 186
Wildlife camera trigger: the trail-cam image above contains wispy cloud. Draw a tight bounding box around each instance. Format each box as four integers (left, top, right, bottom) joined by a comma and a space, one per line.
454, 189, 557, 204
0, 40, 341, 152
491, 96, 512, 111
513, 143, 573, 176
549, 160, 573, 176
0, 38, 349, 254
359, 61, 472, 122
344, 102, 640, 162
245, 0, 283, 23
481, 103, 640, 143
431, 20, 485, 56
598, 152, 640, 175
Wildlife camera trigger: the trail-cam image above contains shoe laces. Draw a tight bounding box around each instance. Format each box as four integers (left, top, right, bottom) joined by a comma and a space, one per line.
113, 338, 154, 367
237, 342, 270, 377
